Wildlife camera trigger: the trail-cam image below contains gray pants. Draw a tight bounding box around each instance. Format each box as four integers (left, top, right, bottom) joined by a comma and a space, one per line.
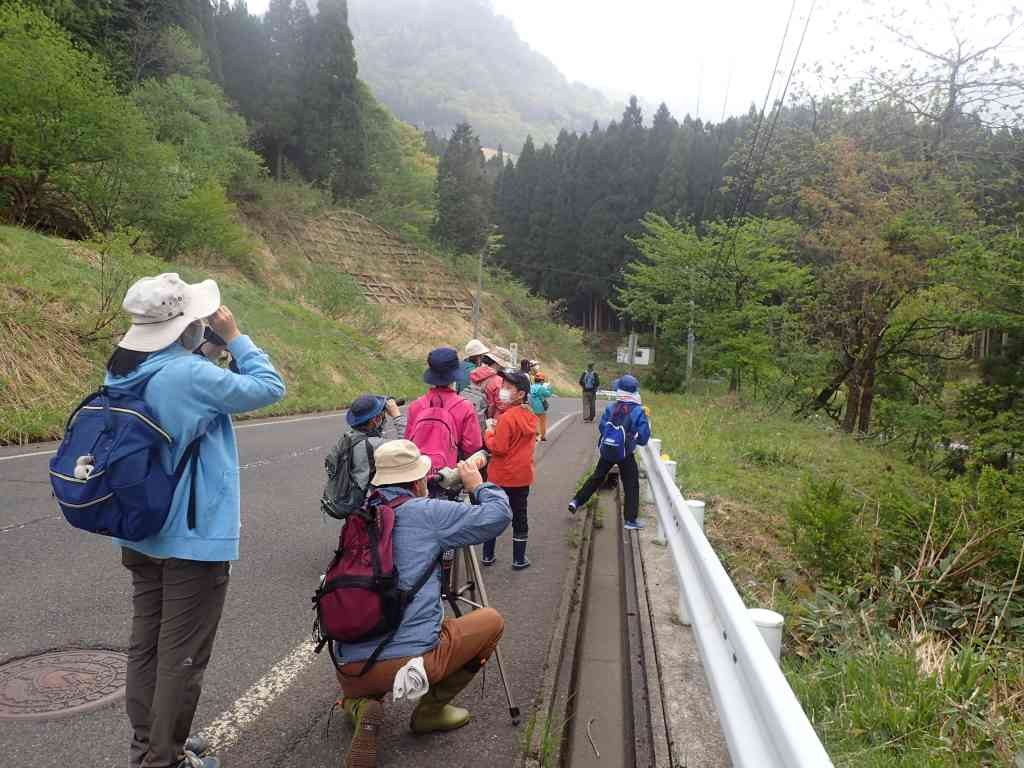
582, 390, 597, 421
122, 548, 230, 768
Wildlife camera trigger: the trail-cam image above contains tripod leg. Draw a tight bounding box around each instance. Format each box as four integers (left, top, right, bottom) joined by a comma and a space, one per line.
464, 546, 521, 725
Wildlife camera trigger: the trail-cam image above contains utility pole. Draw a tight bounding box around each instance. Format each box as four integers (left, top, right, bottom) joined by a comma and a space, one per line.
627, 330, 637, 374
472, 243, 484, 339
686, 298, 695, 389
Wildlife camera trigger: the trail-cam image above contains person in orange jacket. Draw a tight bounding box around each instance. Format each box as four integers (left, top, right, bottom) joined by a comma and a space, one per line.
481, 370, 537, 569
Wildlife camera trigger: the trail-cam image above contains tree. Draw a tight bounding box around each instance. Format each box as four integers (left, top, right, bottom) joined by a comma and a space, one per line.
261, 0, 301, 179
0, 3, 164, 234
298, 0, 369, 198
619, 214, 810, 393
433, 122, 490, 252
799, 136, 970, 433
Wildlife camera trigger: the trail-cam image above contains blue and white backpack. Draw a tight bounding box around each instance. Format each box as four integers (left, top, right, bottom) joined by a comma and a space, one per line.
48, 385, 200, 541
598, 403, 636, 461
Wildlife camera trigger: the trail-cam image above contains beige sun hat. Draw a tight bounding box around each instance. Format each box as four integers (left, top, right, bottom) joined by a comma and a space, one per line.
489, 346, 513, 369
118, 273, 221, 352
371, 440, 433, 486
464, 338, 490, 358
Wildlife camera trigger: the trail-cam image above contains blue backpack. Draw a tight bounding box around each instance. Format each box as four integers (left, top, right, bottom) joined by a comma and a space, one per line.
599, 403, 635, 461
48, 385, 201, 541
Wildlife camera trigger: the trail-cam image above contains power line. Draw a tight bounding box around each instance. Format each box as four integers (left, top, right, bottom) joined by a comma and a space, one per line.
726, 0, 799, 225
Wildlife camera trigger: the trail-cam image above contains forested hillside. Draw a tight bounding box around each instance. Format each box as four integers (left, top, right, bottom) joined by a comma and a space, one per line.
0, 0, 586, 442
346, 0, 619, 149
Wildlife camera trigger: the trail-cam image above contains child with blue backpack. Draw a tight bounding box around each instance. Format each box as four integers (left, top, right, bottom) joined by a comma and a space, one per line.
567, 374, 651, 529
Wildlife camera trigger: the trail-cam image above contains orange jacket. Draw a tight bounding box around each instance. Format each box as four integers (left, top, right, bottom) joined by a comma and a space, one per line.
484, 405, 538, 488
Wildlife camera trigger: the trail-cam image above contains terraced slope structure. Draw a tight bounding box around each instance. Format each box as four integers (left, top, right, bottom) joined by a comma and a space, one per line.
287, 210, 475, 316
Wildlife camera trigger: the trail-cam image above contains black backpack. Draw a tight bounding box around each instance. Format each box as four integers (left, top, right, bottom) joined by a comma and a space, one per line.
321, 432, 374, 520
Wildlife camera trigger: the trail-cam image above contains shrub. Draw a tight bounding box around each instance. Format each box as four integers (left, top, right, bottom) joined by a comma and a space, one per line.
0, 3, 167, 234
151, 180, 256, 274
787, 477, 869, 583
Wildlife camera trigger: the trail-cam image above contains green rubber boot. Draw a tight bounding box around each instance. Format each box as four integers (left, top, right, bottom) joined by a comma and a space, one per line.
409, 668, 477, 734
341, 697, 384, 768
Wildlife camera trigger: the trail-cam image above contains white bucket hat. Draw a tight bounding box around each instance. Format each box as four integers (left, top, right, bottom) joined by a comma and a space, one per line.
464, 338, 490, 358
118, 273, 221, 352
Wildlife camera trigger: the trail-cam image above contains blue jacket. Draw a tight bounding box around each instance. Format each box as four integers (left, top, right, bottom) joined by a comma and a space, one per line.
337, 483, 511, 662
599, 401, 651, 455
105, 335, 285, 561
528, 382, 552, 415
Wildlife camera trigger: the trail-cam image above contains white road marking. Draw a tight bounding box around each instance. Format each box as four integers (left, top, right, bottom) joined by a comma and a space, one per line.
542, 412, 575, 441
199, 639, 320, 752
0, 412, 343, 463
0, 448, 58, 462
235, 412, 341, 430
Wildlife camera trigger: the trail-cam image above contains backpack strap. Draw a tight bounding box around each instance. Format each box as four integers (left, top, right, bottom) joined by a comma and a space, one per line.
172, 436, 203, 530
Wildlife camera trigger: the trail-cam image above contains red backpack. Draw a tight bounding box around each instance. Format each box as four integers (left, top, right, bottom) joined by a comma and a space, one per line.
408, 393, 459, 477
312, 491, 438, 674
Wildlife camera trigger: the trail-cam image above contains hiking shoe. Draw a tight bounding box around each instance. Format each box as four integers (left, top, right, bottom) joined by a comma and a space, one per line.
184, 735, 210, 756
511, 558, 531, 570
567, 500, 578, 515
624, 520, 646, 531
481, 556, 496, 566
345, 698, 384, 768
178, 754, 220, 768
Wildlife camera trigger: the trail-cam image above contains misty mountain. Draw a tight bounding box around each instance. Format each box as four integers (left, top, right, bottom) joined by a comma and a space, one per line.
345, 0, 619, 149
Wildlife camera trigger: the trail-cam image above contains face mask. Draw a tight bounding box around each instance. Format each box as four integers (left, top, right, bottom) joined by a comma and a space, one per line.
180, 320, 206, 352
498, 388, 512, 403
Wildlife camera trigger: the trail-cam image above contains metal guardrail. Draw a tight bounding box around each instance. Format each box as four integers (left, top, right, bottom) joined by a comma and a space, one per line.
638, 439, 834, 768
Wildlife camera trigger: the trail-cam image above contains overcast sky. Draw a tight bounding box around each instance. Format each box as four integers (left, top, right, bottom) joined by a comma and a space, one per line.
245, 0, 1024, 121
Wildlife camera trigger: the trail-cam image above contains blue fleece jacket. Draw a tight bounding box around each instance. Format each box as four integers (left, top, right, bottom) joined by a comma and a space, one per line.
105, 335, 285, 562
336, 483, 511, 663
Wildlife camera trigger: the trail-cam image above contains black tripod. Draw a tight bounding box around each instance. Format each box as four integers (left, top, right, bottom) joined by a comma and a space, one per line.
441, 544, 521, 725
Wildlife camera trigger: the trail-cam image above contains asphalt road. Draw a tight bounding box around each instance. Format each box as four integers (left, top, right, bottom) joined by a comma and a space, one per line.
0, 397, 600, 767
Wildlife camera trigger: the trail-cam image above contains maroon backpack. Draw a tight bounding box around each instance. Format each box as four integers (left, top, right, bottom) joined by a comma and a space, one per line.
312, 491, 437, 674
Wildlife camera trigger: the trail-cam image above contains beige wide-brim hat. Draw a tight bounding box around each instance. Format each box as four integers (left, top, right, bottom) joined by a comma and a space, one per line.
371, 439, 433, 486
489, 346, 513, 369
118, 273, 221, 352
464, 338, 490, 358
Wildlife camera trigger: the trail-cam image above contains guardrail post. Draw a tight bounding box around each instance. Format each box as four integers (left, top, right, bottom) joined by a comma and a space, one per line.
748, 608, 784, 663
647, 439, 665, 544
686, 499, 705, 529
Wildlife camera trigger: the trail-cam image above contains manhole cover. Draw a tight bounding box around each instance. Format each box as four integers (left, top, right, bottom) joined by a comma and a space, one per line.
0, 649, 127, 720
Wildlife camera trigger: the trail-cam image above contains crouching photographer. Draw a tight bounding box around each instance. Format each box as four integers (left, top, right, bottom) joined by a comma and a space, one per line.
327, 440, 511, 768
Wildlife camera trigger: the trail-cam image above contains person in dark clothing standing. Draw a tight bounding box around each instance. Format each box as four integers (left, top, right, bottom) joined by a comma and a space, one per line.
579, 363, 600, 422
568, 375, 651, 530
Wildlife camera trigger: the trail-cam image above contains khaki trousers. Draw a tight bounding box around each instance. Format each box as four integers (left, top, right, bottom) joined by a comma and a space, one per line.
336, 608, 505, 700
122, 548, 230, 768
537, 412, 548, 439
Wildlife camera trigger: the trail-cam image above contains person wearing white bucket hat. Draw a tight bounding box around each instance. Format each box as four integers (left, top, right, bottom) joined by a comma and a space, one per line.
105, 273, 285, 768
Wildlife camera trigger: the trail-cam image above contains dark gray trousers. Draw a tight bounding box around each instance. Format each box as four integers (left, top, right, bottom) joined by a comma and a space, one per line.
122, 548, 230, 768
582, 390, 597, 421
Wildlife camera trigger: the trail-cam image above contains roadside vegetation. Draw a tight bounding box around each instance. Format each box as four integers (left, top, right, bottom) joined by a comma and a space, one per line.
648, 390, 1024, 767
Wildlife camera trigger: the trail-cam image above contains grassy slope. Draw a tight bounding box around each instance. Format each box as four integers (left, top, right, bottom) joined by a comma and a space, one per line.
0, 220, 587, 445
0, 224, 418, 444
646, 390, 1024, 767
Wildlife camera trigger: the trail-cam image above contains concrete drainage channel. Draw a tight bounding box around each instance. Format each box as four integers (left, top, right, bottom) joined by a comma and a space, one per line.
522, 473, 673, 768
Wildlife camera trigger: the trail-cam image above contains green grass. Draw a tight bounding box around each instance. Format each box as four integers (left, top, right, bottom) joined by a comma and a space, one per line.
647, 390, 1024, 768
0, 224, 421, 444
